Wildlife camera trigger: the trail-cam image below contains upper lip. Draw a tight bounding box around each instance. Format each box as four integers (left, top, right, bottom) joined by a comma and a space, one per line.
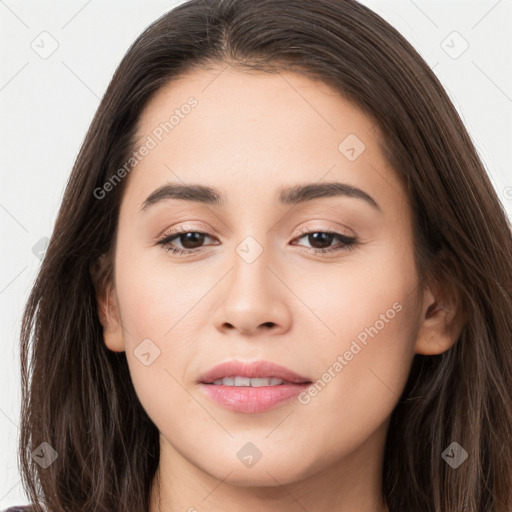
199, 360, 312, 384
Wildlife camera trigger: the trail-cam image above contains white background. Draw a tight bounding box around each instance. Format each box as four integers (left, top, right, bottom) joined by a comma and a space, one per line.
1, 0, 511, 507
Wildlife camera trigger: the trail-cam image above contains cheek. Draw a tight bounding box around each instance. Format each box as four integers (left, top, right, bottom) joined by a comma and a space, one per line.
294, 305, 418, 470
111, 244, 193, 402
114, 240, 207, 343
290, 242, 421, 419
295, 236, 420, 356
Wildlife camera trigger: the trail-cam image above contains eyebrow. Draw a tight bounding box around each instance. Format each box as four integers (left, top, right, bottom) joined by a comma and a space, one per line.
140, 182, 381, 212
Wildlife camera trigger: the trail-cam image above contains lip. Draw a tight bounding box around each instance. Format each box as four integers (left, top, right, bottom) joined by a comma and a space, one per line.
198, 360, 312, 414
198, 360, 311, 384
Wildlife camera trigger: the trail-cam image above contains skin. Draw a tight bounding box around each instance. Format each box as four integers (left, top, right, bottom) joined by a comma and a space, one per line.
96, 64, 463, 512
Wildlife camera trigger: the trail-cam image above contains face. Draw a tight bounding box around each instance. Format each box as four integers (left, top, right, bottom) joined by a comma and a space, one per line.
100, 65, 436, 487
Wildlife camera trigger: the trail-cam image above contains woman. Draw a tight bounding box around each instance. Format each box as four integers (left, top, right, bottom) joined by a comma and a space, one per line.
10, 0, 512, 511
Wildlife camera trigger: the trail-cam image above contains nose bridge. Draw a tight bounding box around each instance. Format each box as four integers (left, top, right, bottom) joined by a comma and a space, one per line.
212, 229, 292, 335
229, 232, 272, 303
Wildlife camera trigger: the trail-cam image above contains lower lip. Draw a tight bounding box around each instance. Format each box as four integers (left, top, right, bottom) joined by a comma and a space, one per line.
199, 383, 310, 413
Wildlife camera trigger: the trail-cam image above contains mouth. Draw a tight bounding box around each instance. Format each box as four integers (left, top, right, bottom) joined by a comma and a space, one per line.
198, 360, 312, 413
206, 376, 301, 387
198, 359, 311, 385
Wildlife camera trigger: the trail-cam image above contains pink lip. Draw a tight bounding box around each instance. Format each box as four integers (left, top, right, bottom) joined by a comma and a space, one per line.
199, 383, 310, 413
198, 360, 312, 414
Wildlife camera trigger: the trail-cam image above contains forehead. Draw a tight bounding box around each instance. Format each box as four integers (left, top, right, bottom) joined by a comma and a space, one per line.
136, 65, 378, 153
122, 65, 405, 214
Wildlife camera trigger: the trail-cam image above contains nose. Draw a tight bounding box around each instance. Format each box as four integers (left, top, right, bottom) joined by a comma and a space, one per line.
212, 244, 292, 337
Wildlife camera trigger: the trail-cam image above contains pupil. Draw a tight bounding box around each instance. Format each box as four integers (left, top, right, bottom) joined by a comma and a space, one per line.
181, 232, 205, 249
309, 232, 333, 249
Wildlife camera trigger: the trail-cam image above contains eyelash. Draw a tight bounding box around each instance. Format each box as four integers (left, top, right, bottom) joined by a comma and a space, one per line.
157, 225, 358, 256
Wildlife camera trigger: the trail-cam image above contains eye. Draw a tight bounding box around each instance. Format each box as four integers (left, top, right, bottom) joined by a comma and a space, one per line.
291, 227, 358, 254
157, 229, 218, 255
156, 226, 358, 256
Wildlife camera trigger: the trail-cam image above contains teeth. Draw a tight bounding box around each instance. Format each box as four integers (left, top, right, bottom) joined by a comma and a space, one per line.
211, 376, 286, 386
235, 376, 251, 386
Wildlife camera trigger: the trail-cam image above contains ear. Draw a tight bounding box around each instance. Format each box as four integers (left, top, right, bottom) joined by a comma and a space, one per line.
414, 274, 466, 356
90, 253, 125, 353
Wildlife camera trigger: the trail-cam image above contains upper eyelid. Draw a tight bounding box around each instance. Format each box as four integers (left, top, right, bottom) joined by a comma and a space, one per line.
161, 224, 353, 240
293, 224, 354, 237
158, 223, 213, 238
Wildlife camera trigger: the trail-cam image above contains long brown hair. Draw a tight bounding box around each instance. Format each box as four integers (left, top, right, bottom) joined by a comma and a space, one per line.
19, 1, 512, 510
